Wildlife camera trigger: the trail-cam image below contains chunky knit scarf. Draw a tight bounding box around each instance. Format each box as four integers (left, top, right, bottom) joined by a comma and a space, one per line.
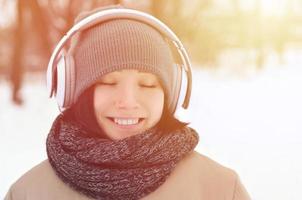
46, 114, 198, 200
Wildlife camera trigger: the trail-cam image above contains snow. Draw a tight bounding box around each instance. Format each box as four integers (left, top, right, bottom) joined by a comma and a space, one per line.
1, 50, 302, 199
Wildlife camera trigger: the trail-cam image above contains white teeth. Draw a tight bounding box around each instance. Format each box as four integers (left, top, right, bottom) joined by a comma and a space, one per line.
114, 118, 139, 125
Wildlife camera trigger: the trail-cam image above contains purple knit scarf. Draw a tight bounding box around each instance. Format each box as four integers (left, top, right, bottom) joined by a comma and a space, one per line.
46, 114, 198, 200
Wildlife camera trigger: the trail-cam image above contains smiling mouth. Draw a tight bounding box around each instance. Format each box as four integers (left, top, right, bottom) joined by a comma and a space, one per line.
107, 117, 144, 126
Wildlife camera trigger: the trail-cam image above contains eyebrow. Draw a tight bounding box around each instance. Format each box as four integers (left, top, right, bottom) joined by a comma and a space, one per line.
112, 70, 154, 76
114, 70, 143, 74
138, 70, 154, 75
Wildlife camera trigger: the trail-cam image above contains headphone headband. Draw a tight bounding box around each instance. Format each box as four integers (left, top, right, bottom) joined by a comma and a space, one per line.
47, 8, 192, 110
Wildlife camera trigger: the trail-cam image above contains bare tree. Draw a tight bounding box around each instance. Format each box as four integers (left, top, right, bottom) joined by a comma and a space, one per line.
9, 0, 121, 105
10, 0, 52, 105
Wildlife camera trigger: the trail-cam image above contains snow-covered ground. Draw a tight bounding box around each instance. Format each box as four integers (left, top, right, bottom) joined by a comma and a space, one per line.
1, 50, 302, 199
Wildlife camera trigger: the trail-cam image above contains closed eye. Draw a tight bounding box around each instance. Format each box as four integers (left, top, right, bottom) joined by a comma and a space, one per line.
139, 84, 157, 88
98, 82, 116, 86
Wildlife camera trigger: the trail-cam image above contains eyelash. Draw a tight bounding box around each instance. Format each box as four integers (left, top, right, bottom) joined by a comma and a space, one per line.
140, 84, 157, 88
98, 82, 116, 86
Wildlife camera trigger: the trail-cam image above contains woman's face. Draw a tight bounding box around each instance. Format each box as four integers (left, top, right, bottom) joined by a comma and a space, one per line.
94, 69, 164, 140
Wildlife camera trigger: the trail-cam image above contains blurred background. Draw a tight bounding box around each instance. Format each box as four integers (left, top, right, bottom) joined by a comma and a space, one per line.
1, 0, 302, 199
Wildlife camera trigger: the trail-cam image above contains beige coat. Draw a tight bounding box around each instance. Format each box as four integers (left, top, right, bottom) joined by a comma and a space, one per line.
5, 151, 251, 200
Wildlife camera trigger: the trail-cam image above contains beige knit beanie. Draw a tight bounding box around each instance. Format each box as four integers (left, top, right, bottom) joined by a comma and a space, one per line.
70, 18, 175, 106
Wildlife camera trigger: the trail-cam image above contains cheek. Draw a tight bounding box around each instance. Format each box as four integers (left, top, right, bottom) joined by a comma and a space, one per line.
93, 88, 110, 115
144, 90, 165, 121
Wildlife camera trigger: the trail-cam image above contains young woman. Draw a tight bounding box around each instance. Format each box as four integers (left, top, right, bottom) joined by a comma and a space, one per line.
5, 7, 251, 200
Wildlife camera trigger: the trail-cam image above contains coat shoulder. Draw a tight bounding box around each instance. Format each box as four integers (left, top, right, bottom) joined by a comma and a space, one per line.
181, 151, 239, 182
195, 151, 237, 176
144, 151, 251, 200
178, 151, 251, 200
10, 160, 55, 189
5, 160, 56, 199
5, 159, 90, 200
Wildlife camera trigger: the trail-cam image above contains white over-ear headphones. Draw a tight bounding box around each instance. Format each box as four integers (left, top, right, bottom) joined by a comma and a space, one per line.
46, 7, 192, 114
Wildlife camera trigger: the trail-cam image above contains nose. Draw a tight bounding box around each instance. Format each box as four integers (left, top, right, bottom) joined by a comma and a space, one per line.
115, 84, 139, 110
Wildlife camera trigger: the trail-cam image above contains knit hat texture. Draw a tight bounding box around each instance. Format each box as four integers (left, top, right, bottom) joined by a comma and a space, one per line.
71, 19, 175, 106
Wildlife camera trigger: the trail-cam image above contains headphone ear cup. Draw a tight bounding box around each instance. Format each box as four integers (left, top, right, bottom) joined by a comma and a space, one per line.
63, 53, 76, 108
169, 64, 182, 115
173, 64, 189, 117
55, 55, 67, 108
46, 60, 54, 98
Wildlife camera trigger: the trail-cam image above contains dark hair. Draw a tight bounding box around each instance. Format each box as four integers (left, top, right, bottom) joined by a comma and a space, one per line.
64, 85, 188, 138
63, 86, 109, 138
157, 102, 189, 132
